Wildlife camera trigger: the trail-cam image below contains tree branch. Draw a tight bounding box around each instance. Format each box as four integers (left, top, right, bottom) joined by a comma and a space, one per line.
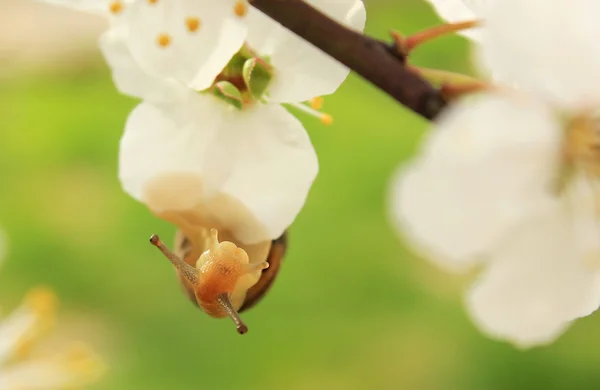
249, 0, 447, 121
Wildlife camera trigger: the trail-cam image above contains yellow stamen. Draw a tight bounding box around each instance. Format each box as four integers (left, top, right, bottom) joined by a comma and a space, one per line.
156, 34, 172, 48
148, 0, 158, 4
186, 17, 201, 33
13, 287, 58, 359
233, 1, 248, 18
320, 114, 333, 126
310, 96, 324, 110
26, 286, 58, 319
562, 114, 600, 179
290, 102, 334, 126
108, 0, 123, 15
62, 342, 106, 379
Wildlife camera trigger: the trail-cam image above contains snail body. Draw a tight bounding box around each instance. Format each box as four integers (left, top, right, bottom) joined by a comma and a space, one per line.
150, 228, 286, 334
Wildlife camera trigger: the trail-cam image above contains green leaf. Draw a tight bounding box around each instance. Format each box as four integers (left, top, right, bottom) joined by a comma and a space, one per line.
212, 81, 243, 109
242, 57, 272, 99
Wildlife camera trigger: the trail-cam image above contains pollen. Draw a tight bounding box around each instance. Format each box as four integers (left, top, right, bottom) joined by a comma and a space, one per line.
320, 114, 333, 126
148, 0, 159, 4
233, 1, 248, 18
156, 33, 172, 48
26, 286, 58, 319
310, 96, 324, 110
185, 17, 201, 33
63, 342, 105, 377
564, 114, 600, 177
108, 0, 123, 15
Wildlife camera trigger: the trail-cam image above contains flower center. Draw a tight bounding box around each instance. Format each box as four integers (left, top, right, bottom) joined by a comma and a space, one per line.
564, 115, 600, 177
554, 114, 600, 194
207, 45, 333, 124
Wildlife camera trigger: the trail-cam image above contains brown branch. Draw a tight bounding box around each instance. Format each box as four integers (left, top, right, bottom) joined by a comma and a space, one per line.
249, 0, 447, 121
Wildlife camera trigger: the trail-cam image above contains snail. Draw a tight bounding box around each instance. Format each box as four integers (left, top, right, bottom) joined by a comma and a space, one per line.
149, 228, 287, 334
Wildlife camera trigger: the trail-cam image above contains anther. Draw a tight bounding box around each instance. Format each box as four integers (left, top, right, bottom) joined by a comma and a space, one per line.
26, 286, 58, 319
148, 0, 158, 4
233, 1, 248, 18
156, 33, 172, 48
108, 0, 123, 15
321, 114, 333, 126
186, 17, 201, 33
310, 96, 324, 110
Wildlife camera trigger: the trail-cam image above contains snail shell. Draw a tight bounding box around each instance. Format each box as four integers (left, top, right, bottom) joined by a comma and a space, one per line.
173, 229, 288, 312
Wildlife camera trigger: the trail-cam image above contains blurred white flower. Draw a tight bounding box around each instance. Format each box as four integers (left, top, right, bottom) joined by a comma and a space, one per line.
0, 288, 104, 389
424, 0, 489, 40
391, 0, 600, 347
478, 0, 600, 110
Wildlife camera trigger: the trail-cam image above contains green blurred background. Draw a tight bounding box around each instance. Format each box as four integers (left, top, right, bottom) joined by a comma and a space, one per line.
2, 0, 600, 389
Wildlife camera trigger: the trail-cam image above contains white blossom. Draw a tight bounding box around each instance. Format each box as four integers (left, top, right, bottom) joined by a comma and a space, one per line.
119, 0, 365, 98
391, 0, 600, 347
101, 0, 365, 244
0, 288, 104, 389
101, 25, 319, 244
391, 95, 561, 270
478, 0, 600, 109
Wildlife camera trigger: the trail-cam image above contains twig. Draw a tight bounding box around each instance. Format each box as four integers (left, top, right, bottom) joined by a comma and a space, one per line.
249, 0, 447, 120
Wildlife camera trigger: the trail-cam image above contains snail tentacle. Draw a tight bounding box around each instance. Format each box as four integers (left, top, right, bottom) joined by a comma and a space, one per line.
217, 293, 248, 334
149, 234, 199, 284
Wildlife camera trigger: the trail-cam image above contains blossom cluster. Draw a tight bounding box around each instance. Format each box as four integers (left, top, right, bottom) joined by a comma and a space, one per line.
392, 0, 600, 347
37, 0, 600, 351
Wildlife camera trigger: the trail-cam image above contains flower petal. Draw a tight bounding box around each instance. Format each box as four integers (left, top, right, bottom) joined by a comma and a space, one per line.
35, 0, 111, 13
99, 26, 187, 103
390, 93, 561, 270
218, 104, 318, 241
479, 0, 600, 108
0, 343, 104, 389
247, 0, 366, 103
466, 203, 600, 348
0, 288, 56, 366
119, 99, 227, 203
124, 0, 246, 91
120, 100, 318, 243
566, 175, 600, 275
